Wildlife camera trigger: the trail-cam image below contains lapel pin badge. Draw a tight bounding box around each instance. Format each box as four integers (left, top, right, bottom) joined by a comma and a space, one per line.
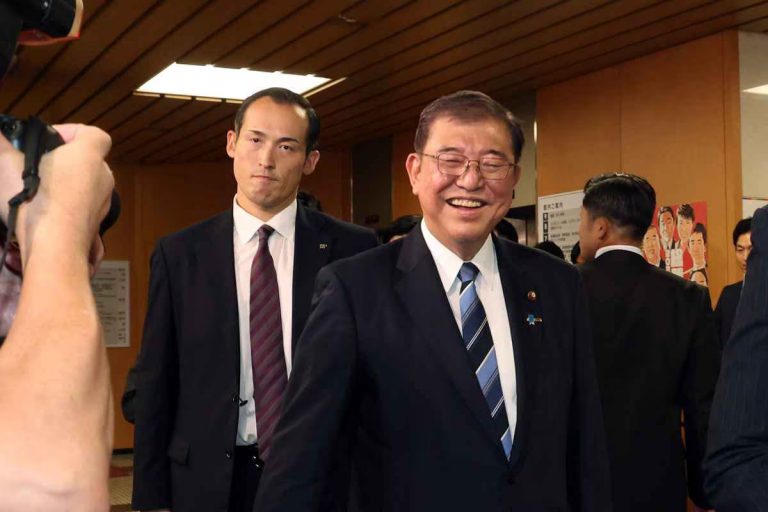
526, 313, 543, 326
527, 290, 537, 301
319, 243, 328, 250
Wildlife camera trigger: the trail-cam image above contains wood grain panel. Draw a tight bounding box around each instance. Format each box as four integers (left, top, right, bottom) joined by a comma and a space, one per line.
180, 0, 310, 65
113, 102, 237, 162
217, 0, 361, 69
142, 110, 237, 163
57, 0, 258, 125
109, 100, 188, 148
254, 0, 410, 73
111, 100, 220, 158
91, 94, 157, 133
307, 0, 512, 106
322, 0, 765, 145
390, 129, 421, 219
290, 0, 464, 75
319, 0, 718, 140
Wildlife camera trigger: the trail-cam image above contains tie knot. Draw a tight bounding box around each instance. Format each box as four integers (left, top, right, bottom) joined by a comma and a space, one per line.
458, 262, 479, 284
257, 225, 275, 243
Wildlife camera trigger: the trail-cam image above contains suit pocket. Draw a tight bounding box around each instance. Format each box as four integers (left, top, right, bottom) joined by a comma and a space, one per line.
167, 433, 190, 465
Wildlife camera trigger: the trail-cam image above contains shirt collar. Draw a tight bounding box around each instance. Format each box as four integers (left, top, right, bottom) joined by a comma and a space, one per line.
420, 220, 497, 292
232, 196, 297, 245
595, 244, 644, 259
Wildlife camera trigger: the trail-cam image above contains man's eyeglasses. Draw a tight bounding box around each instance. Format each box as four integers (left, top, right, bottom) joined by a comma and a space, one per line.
420, 153, 516, 180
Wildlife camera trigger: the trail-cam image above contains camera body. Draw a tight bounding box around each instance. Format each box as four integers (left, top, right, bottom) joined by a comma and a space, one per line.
0, 115, 65, 153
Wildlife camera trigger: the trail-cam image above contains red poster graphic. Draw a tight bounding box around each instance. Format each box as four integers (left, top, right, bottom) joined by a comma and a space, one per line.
642, 201, 708, 286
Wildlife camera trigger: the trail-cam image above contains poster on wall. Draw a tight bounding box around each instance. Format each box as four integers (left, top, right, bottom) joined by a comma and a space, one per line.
537, 190, 584, 258
642, 201, 708, 286
91, 260, 130, 348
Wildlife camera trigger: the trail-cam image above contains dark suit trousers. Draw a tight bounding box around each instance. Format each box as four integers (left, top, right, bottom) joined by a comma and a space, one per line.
229, 444, 263, 512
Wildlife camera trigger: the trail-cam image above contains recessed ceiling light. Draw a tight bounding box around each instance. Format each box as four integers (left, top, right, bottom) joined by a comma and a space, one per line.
135, 63, 334, 101
744, 84, 768, 95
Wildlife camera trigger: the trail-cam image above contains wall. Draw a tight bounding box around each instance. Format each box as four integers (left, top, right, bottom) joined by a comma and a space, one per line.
106, 150, 351, 449
739, 31, 768, 201
537, 31, 743, 300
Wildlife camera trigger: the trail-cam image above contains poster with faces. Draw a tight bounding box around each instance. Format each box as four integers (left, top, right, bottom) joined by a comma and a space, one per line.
642, 201, 708, 287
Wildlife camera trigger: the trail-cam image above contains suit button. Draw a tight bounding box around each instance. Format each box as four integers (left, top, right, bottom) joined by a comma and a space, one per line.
225, 451, 232, 459
232, 394, 239, 403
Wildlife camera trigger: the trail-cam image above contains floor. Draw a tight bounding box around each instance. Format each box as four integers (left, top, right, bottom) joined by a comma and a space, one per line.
110, 453, 134, 512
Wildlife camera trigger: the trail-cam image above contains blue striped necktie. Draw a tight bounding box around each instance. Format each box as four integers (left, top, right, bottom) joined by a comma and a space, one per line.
458, 262, 512, 459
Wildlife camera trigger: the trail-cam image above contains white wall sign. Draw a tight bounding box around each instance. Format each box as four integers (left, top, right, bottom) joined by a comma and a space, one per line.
537, 190, 584, 257
91, 260, 130, 348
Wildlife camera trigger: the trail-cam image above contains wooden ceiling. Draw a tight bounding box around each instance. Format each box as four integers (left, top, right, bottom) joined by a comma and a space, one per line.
2, 0, 768, 164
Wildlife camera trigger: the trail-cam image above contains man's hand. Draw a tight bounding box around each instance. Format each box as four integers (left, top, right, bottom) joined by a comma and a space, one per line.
0, 123, 114, 272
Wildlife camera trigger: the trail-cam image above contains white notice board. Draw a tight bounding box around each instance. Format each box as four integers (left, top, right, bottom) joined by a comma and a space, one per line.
537, 190, 584, 257
91, 260, 130, 348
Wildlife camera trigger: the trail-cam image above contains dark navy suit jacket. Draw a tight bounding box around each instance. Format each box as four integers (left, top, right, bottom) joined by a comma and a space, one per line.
255, 228, 612, 512
705, 205, 768, 511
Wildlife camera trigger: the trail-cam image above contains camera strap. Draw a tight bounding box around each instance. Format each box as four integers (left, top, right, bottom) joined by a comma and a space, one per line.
2, 117, 45, 275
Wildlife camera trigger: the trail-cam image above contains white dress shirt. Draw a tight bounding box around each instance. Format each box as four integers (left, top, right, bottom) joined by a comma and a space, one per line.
421, 221, 518, 444
595, 244, 645, 259
233, 197, 296, 445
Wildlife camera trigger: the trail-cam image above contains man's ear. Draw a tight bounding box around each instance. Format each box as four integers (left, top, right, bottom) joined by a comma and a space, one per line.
595, 217, 611, 241
226, 130, 237, 158
302, 150, 320, 176
405, 153, 422, 196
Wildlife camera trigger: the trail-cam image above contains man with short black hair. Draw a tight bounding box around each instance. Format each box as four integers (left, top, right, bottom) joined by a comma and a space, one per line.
578, 172, 719, 512
132, 88, 378, 512
256, 90, 611, 512
713, 217, 752, 348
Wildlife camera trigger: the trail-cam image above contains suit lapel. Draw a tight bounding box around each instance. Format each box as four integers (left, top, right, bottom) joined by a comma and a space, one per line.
198, 212, 240, 353
494, 238, 542, 470
394, 229, 507, 462
292, 205, 331, 353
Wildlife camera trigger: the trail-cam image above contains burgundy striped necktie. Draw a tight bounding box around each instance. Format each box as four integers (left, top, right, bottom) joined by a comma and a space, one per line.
249, 225, 286, 460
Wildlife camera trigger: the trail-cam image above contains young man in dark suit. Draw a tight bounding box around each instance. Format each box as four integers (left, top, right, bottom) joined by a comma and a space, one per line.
714, 217, 752, 348
255, 91, 612, 512
705, 205, 768, 511
131, 88, 378, 512
577, 173, 720, 512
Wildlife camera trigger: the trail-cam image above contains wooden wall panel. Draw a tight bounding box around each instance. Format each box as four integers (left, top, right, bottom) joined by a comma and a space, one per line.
537, 66, 623, 194
536, 31, 742, 302
301, 148, 353, 221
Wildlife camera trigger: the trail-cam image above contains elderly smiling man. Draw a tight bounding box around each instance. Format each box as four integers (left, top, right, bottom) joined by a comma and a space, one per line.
255, 90, 612, 512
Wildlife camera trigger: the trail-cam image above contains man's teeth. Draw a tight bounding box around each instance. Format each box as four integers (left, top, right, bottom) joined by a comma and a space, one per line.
449, 198, 483, 208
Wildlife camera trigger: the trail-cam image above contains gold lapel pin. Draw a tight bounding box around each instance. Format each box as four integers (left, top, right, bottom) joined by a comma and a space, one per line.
527, 290, 537, 301
319, 243, 328, 250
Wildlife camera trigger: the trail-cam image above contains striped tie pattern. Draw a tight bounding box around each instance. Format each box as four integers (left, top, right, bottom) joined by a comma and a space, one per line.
250, 225, 286, 460
458, 263, 512, 459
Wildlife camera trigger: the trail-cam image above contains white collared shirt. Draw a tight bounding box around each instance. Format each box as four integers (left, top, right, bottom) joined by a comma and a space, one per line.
595, 244, 645, 259
421, 221, 518, 444
233, 197, 296, 445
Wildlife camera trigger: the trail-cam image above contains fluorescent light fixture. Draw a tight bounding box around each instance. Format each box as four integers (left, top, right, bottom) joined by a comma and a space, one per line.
136, 63, 334, 101
744, 84, 768, 95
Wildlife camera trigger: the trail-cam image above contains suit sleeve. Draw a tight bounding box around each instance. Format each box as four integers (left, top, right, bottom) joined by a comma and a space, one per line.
131, 242, 179, 511
566, 270, 613, 512
680, 287, 720, 509
255, 266, 358, 512
704, 207, 768, 511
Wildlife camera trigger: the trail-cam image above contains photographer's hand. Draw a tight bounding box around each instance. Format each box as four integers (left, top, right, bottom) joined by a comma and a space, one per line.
0, 123, 115, 512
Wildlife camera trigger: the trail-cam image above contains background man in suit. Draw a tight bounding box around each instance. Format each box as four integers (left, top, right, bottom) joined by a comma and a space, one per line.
704, 205, 768, 511
132, 88, 378, 512
255, 90, 612, 512
577, 173, 720, 512
714, 217, 752, 348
